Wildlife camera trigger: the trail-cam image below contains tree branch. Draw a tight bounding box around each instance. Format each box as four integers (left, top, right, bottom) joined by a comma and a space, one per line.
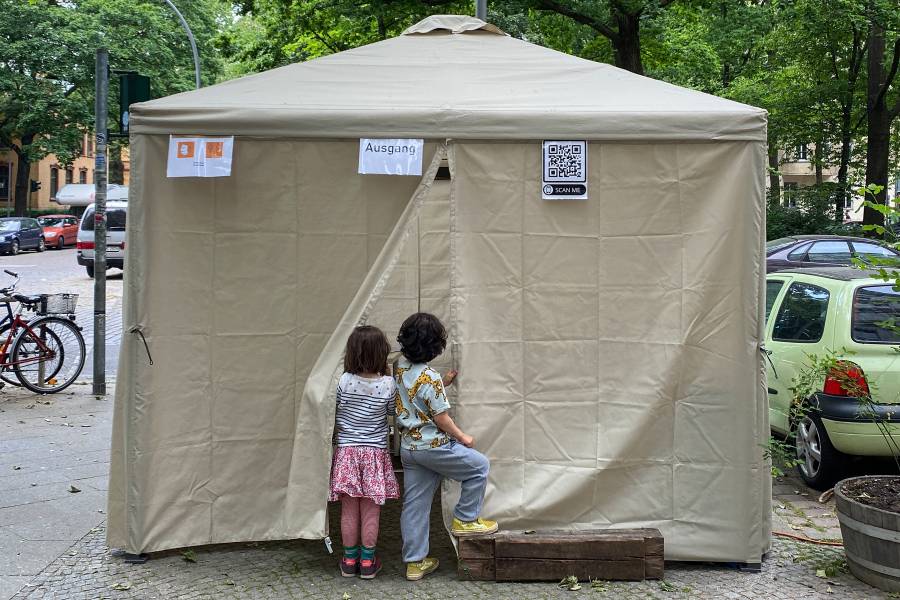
535, 0, 619, 42
876, 36, 900, 116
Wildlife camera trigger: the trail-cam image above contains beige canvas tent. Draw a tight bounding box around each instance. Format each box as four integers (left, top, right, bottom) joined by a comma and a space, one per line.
107, 15, 771, 563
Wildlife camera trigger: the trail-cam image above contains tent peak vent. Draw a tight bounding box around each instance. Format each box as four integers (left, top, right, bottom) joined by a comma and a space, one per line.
402, 15, 507, 36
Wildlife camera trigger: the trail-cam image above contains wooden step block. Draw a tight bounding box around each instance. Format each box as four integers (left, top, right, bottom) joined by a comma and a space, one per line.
457, 528, 664, 582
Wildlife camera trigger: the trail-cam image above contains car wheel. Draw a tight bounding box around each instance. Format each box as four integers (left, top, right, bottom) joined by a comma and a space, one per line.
57, 237, 64, 249
9, 240, 19, 256
36, 238, 45, 252
795, 413, 845, 490
86, 264, 95, 278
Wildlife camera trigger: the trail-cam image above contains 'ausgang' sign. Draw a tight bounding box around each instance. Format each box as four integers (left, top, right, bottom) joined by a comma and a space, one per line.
358, 139, 424, 176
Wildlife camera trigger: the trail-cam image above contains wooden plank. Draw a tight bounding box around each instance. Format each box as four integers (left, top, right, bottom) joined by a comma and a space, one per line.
457, 536, 495, 560
495, 558, 646, 582
494, 530, 646, 560
457, 558, 495, 580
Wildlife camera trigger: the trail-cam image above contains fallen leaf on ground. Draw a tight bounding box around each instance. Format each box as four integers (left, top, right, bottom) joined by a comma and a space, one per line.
110, 582, 131, 590
69, 485, 81, 493
342, 593, 351, 600
816, 569, 827, 578
224, 579, 235, 586
182, 549, 197, 563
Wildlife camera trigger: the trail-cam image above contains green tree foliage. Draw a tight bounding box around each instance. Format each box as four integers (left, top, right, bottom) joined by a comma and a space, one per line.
0, 0, 227, 214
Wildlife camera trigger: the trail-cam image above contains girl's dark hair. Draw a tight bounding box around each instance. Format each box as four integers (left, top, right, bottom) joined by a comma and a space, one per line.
344, 326, 391, 376
397, 312, 447, 364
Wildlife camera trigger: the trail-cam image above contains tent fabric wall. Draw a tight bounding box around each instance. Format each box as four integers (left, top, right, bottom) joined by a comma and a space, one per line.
107, 137, 438, 552
108, 15, 771, 563
447, 141, 770, 562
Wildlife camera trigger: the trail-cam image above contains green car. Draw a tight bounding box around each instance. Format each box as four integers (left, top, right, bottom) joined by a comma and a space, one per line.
766, 267, 900, 489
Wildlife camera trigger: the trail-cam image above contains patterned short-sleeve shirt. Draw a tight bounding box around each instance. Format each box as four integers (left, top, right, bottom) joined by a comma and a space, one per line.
394, 357, 451, 450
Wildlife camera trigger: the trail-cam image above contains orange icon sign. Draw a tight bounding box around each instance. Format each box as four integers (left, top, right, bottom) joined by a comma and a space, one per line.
176, 141, 195, 159
205, 141, 224, 159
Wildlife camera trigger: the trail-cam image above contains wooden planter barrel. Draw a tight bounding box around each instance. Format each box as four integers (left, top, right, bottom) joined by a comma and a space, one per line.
835, 476, 900, 593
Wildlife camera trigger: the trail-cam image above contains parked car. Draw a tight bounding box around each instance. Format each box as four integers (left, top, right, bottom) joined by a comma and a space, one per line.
766, 267, 900, 489
77, 202, 127, 278
766, 235, 899, 273
0, 217, 46, 255
37, 214, 79, 249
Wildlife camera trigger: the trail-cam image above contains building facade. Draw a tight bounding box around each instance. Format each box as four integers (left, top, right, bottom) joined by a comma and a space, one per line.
779, 144, 898, 223
0, 134, 130, 213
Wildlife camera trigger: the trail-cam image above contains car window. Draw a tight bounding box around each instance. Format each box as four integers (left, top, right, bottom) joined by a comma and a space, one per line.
772, 282, 830, 342
807, 241, 852, 263
787, 242, 812, 261
851, 242, 897, 258
39, 217, 64, 227
766, 237, 796, 252
0, 220, 22, 231
765, 280, 786, 323
80, 209, 126, 232
852, 286, 900, 343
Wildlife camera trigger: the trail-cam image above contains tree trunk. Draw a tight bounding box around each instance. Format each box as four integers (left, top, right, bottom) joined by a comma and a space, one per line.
836, 110, 853, 219
814, 141, 824, 186
109, 143, 124, 185
12, 133, 34, 217
612, 10, 643, 75
863, 23, 891, 228
768, 147, 781, 205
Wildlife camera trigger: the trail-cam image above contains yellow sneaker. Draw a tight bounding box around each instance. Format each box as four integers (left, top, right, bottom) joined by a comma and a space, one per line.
406, 557, 439, 581
451, 517, 499, 537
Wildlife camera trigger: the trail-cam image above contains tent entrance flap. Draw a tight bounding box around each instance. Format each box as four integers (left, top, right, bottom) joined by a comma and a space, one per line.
285, 145, 450, 533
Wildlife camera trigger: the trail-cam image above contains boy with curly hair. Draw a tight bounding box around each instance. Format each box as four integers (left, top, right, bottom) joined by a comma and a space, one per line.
393, 312, 499, 581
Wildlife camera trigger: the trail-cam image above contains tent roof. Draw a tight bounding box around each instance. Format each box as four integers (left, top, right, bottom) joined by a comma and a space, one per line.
132, 15, 766, 141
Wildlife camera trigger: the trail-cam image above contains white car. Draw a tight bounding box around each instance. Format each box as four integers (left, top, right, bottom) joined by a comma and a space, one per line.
76, 201, 127, 278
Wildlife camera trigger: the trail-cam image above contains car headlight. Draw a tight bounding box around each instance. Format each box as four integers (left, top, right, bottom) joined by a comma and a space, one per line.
45, 231, 57, 237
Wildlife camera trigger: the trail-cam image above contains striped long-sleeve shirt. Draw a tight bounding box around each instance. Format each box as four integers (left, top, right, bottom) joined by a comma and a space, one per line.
334, 372, 397, 448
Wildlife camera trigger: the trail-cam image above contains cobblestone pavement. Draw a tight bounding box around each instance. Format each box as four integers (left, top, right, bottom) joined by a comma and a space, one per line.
10, 504, 891, 600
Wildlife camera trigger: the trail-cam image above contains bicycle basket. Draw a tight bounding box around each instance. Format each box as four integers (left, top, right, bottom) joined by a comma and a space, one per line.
39, 293, 78, 315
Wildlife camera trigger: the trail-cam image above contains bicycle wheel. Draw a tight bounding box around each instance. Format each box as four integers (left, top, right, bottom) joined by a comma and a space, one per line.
0, 324, 20, 386
12, 316, 85, 393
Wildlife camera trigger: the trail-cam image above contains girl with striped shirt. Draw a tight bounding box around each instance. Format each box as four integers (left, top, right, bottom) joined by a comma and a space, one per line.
329, 326, 399, 580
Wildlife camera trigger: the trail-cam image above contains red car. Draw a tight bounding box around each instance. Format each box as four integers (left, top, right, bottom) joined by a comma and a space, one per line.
37, 214, 79, 249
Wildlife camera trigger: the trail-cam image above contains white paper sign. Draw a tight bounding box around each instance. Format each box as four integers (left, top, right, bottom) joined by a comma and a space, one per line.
167, 136, 234, 178
358, 139, 424, 176
542, 140, 587, 200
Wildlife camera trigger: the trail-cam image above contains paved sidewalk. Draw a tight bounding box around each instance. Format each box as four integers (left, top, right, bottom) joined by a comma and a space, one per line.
2, 382, 894, 599
0, 384, 112, 600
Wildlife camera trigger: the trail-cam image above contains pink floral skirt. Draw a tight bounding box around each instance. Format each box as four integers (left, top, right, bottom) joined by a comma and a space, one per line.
329, 446, 399, 505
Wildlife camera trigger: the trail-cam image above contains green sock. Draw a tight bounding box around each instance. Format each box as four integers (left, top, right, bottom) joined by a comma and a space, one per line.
361, 546, 375, 561
344, 546, 360, 559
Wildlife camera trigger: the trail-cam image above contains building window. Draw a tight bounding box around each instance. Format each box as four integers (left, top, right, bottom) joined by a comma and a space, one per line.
79, 168, 87, 184
50, 167, 59, 199
784, 182, 799, 207
86, 135, 93, 158
65, 167, 73, 184
0, 163, 10, 201
796, 144, 809, 161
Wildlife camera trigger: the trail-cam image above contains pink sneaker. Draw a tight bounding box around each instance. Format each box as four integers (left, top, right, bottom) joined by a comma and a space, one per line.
340, 557, 358, 578
359, 556, 382, 580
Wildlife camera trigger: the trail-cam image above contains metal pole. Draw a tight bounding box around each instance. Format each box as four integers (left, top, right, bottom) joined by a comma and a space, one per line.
162, 0, 201, 89
476, 0, 487, 20
93, 49, 108, 396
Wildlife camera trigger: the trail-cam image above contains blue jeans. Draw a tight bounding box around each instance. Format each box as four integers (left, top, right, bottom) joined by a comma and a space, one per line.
400, 441, 490, 563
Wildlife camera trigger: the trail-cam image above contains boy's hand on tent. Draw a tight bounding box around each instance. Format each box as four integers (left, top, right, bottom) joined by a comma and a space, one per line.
443, 370, 458, 386
458, 433, 474, 448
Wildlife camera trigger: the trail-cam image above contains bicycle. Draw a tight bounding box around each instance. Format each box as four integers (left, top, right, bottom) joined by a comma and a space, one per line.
0, 270, 86, 393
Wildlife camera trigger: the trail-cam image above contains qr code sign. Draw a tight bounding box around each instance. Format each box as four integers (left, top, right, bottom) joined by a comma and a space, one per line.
543, 141, 586, 182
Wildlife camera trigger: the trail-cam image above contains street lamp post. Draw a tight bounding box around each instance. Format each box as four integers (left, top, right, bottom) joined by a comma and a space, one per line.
476, 0, 487, 20
162, 0, 201, 89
